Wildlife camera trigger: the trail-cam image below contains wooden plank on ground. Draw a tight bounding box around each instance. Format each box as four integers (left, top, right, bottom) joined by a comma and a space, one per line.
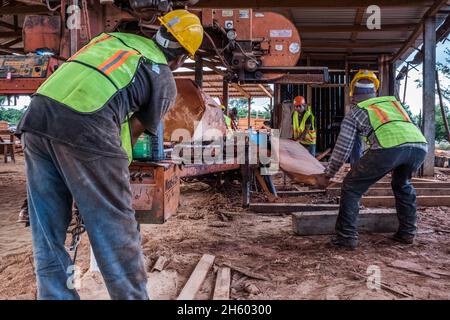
359, 196, 450, 207
327, 187, 450, 197
213, 267, 231, 300
250, 203, 339, 214
292, 209, 398, 235
277, 190, 326, 197
177, 254, 215, 300
331, 181, 450, 189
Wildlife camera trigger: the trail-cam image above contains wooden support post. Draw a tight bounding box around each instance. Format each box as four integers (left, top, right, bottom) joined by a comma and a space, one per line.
250, 203, 339, 214
195, 56, 203, 88
223, 80, 229, 113
273, 84, 281, 129
389, 61, 396, 97
292, 209, 398, 236
360, 195, 450, 207
247, 97, 252, 129
422, 15, 436, 176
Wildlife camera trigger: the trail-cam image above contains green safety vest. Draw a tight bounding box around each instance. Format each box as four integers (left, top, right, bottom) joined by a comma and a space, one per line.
356, 96, 427, 148
224, 115, 232, 129
36, 32, 168, 163
292, 106, 316, 145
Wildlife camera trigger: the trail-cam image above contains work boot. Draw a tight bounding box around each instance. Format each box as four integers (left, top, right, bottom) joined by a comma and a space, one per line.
390, 233, 414, 244
330, 236, 358, 250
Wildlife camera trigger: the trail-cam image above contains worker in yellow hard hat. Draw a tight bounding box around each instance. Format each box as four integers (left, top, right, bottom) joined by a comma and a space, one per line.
292, 95, 316, 156
313, 69, 427, 250
221, 104, 234, 135
15, 9, 203, 300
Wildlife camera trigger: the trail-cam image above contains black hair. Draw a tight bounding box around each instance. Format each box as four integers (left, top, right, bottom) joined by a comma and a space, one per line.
155, 26, 189, 61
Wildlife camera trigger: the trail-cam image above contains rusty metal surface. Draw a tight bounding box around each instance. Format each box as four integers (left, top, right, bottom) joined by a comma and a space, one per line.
0, 55, 61, 94
23, 15, 61, 54
129, 162, 180, 224
253, 11, 301, 68
179, 163, 241, 178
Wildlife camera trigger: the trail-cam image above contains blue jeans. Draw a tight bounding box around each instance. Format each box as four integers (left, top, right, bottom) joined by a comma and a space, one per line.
23, 133, 148, 300
336, 146, 427, 241
301, 144, 316, 157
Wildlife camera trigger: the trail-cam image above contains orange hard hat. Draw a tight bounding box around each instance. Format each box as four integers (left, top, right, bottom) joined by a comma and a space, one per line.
294, 96, 306, 106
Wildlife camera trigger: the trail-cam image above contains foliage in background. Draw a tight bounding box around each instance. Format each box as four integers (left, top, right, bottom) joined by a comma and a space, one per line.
228, 98, 271, 119
0, 107, 25, 125
411, 48, 450, 142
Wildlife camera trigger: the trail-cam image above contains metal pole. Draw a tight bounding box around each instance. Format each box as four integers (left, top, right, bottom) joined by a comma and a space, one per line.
194, 56, 203, 88
247, 97, 252, 129
402, 63, 409, 105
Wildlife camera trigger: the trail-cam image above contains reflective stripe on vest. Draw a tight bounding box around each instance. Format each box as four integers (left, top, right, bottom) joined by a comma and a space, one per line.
357, 96, 427, 149
292, 106, 316, 145
36, 32, 168, 163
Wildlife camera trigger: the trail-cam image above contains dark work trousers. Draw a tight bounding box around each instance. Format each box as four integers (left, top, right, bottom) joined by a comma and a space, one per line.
336, 146, 427, 241
23, 133, 148, 300
301, 143, 316, 157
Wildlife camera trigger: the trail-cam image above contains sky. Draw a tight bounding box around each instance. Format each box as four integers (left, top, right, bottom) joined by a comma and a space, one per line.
2, 42, 449, 116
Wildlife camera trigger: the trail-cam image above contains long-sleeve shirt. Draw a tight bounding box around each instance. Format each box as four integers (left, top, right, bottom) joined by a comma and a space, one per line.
324, 104, 428, 178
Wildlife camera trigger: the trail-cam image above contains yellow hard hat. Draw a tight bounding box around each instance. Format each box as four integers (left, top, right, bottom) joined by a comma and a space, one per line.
220, 104, 226, 111
158, 9, 204, 58
350, 69, 380, 96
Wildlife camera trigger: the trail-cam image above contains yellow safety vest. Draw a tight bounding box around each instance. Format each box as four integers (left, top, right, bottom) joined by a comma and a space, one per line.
292, 106, 316, 145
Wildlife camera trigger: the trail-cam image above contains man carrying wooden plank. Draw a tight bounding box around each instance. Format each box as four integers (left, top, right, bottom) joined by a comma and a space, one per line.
314, 70, 428, 250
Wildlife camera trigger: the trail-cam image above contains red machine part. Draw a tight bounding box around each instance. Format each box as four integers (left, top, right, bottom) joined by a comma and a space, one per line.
23, 15, 61, 54
0, 55, 61, 94
201, 9, 301, 68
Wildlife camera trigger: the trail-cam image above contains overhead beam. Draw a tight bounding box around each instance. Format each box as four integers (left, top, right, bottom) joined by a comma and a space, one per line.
0, 37, 22, 48
299, 23, 417, 33
194, 0, 432, 8
302, 40, 404, 49
0, 20, 22, 31
0, 5, 50, 14
0, 31, 21, 37
391, 0, 449, 62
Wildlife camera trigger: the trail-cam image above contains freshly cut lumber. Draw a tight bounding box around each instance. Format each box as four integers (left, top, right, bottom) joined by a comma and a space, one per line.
327, 187, 450, 197
177, 254, 215, 300
292, 209, 398, 235
277, 190, 326, 197
164, 79, 226, 142
213, 267, 231, 300
250, 202, 339, 214
359, 196, 450, 207
273, 138, 325, 186
331, 181, 450, 189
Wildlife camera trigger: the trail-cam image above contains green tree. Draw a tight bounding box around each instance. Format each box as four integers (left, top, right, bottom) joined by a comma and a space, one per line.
0, 107, 25, 124
227, 98, 271, 119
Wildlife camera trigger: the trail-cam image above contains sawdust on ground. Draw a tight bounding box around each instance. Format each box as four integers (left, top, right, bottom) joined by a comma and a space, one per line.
1, 156, 450, 300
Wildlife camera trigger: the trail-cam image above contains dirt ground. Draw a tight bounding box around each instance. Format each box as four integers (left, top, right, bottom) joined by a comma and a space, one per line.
1, 155, 450, 300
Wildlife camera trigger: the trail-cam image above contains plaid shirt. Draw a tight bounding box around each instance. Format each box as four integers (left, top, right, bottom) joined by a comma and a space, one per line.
325, 104, 428, 178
